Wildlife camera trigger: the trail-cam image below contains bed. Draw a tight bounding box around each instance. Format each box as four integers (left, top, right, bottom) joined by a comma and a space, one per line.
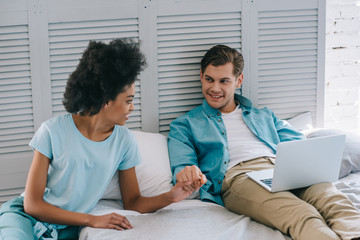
78, 115, 360, 240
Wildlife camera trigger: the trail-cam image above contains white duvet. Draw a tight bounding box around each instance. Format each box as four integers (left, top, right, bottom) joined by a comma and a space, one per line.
79, 199, 290, 240
79, 172, 360, 240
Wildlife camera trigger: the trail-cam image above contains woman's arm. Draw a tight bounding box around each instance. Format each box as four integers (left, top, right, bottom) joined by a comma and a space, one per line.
119, 167, 192, 214
24, 150, 132, 230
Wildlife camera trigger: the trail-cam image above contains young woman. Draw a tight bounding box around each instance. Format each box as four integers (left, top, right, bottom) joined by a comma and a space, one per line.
0, 39, 192, 240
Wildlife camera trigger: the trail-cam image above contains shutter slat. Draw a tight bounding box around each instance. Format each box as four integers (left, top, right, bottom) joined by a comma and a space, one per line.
259, 26, 317, 36
258, 72, 317, 82
159, 99, 203, 109
259, 62, 317, 71
0, 70, 31, 80
158, 57, 202, 67
157, 43, 241, 54
159, 75, 200, 84
158, 36, 241, 48
49, 18, 138, 30
158, 19, 241, 31
259, 38, 317, 47
158, 25, 241, 38
0, 45, 29, 53
258, 15, 317, 23
49, 31, 139, 43
258, 66, 317, 76
159, 93, 203, 102
158, 69, 200, 78
0, 126, 34, 136
0, 187, 25, 206
258, 9, 317, 18
0, 32, 29, 41
159, 81, 201, 90
0, 64, 30, 73
49, 25, 138, 37
259, 55, 316, 65
0, 25, 28, 34
158, 12, 241, 23
0, 52, 29, 61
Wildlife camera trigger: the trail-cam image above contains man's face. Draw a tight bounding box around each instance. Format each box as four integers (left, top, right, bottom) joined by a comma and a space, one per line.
200, 62, 243, 113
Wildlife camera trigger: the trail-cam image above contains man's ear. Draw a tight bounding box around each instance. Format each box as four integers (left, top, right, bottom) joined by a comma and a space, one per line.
236, 73, 244, 88
200, 70, 204, 82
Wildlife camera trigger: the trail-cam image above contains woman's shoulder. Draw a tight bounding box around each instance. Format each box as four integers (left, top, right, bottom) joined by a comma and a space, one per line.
113, 126, 137, 143
41, 113, 73, 131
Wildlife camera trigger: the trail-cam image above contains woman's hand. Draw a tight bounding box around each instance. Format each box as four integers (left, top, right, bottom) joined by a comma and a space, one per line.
88, 213, 133, 230
167, 181, 195, 203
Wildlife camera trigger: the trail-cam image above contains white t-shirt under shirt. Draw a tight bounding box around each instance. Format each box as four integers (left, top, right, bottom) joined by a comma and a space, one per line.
29, 113, 141, 214
221, 106, 275, 170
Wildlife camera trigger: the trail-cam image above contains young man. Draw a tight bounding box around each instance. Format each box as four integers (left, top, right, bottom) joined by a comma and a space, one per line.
168, 45, 360, 240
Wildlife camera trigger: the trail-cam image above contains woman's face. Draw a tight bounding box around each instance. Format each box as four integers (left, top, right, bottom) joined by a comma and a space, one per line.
104, 83, 135, 126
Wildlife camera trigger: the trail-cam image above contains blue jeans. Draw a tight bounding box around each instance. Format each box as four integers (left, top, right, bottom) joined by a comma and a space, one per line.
0, 197, 79, 240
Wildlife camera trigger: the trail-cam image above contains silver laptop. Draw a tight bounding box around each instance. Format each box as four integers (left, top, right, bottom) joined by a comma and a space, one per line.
246, 134, 346, 192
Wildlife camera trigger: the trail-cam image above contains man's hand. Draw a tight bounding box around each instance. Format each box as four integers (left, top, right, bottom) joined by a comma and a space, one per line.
176, 165, 207, 192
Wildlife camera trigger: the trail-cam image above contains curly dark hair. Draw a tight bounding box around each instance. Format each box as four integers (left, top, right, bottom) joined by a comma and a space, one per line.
200, 45, 244, 77
63, 38, 146, 116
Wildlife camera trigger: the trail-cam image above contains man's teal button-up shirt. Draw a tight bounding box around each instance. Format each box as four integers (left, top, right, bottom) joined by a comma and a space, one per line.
168, 94, 305, 206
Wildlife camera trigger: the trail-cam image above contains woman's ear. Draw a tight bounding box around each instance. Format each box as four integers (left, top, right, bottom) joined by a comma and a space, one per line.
103, 101, 110, 109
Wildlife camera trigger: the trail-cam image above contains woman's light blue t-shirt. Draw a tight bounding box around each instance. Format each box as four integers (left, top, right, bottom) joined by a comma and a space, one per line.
29, 113, 141, 214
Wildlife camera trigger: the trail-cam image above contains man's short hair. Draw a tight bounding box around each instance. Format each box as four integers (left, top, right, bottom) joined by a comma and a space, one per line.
63, 38, 146, 116
200, 45, 244, 77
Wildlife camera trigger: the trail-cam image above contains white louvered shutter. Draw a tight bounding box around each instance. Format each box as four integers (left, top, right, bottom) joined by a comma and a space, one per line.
0, 2, 33, 205
157, 1, 242, 134
248, 0, 325, 126
0, 0, 326, 207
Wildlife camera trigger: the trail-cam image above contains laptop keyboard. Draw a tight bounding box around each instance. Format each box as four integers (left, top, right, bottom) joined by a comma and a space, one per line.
260, 178, 273, 188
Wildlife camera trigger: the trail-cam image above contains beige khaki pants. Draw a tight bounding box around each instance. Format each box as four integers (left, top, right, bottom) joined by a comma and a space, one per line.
221, 157, 360, 240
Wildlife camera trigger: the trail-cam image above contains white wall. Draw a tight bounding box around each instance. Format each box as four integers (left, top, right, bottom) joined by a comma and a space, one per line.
325, 0, 360, 134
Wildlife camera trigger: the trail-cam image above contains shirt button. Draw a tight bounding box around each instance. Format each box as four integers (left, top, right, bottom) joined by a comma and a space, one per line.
218, 119, 222, 122
222, 132, 225, 135
226, 146, 229, 150
224, 161, 227, 164
218, 180, 221, 184
217, 113, 221, 116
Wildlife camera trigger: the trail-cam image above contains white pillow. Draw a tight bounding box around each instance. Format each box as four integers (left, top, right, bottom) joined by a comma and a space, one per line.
306, 128, 360, 179
101, 131, 173, 200
286, 111, 313, 132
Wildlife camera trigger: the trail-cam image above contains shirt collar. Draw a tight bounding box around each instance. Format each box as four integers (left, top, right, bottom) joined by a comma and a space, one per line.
202, 94, 253, 117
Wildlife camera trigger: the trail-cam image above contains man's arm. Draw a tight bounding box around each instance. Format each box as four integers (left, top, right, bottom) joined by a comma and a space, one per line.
272, 110, 306, 142
168, 118, 207, 192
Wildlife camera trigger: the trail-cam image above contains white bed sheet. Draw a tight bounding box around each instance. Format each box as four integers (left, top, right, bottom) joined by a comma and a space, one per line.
335, 171, 360, 210
79, 199, 290, 240
79, 172, 360, 240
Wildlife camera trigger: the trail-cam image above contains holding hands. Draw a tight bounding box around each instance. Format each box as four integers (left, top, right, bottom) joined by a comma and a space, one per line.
176, 165, 207, 192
